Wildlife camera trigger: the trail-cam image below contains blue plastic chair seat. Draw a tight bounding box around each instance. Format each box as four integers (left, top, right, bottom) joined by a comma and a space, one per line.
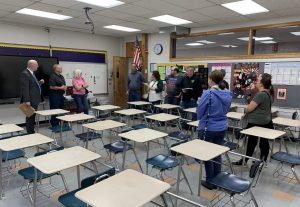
2, 149, 25, 161
221, 141, 239, 151
271, 152, 300, 165
208, 172, 251, 194
146, 154, 180, 170
131, 124, 148, 130
104, 141, 133, 154
18, 166, 55, 181
168, 131, 190, 140
58, 189, 85, 207
120, 127, 133, 133
49, 124, 72, 133
75, 132, 102, 141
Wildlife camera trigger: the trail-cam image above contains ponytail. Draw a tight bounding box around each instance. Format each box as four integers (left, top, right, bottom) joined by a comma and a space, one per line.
218, 81, 226, 90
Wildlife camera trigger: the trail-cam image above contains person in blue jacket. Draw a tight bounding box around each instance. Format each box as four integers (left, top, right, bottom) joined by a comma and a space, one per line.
196, 70, 232, 190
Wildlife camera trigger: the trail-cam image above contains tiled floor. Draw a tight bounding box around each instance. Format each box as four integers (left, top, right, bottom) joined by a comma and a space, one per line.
0, 119, 300, 207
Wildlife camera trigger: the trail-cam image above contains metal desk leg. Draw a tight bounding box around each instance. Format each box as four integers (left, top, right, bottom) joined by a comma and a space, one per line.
37, 115, 40, 132
175, 156, 184, 207
0, 149, 3, 199
32, 167, 37, 207
161, 194, 169, 207
146, 142, 150, 174
60, 120, 63, 145
198, 160, 203, 196
77, 165, 81, 188
122, 140, 128, 171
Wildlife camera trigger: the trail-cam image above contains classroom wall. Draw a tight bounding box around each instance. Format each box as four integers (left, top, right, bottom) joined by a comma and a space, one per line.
0, 22, 123, 124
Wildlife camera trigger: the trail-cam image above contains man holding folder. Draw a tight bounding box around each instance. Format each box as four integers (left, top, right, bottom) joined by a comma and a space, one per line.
20, 60, 44, 134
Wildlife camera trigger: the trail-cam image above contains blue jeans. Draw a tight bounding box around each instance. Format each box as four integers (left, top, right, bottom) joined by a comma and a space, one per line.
128, 90, 141, 102
73, 94, 89, 114
182, 99, 197, 120
49, 93, 64, 126
198, 130, 226, 180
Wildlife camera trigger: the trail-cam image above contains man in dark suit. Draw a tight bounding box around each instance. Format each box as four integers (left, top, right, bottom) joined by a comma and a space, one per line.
20, 60, 44, 134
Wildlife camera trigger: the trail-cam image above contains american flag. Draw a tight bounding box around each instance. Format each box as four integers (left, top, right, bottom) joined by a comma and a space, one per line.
133, 36, 141, 70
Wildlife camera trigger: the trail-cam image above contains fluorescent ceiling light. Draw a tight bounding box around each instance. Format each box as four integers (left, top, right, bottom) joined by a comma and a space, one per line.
186, 43, 204, 46
261, 41, 277, 44
221, 45, 238, 48
16, 8, 71, 20
75, 0, 124, 8
197, 40, 216, 44
291, 31, 300, 36
103, 25, 140, 32
218, 32, 235, 35
238, 36, 273, 41
222, 0, 269, 15
150, 15, 192, 25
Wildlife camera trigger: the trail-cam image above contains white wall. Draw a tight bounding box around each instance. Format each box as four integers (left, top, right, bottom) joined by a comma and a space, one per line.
0, 22, 122, 124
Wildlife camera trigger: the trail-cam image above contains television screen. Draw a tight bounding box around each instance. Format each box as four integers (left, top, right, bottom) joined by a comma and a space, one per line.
0, 55, 58, 99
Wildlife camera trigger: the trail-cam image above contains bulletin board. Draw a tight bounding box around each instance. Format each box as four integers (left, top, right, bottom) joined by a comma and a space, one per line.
264, 62, 300, 85
211, 63, 232, 89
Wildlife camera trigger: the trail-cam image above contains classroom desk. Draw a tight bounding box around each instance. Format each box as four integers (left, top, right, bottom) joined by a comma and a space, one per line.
183, 107, 197, 120
171, 139, 229, 203
82, 120, 126, 148
35, 109, 69, 132
272, 117, 300, 128
154, 104, 181, 115
146, 113, 180, 130
114, 109, 147, 125
27, 146, 100, 207
0, 124, 23, 136
75, 169, 170, 207
119, 128, 168, 173
0, 133, 53, 199
187, 120, 199, 138
240, 126, 286, 160
92, 105, 121, 117
227, 112, 244, 120
127, 101, 151, 106
56, 114, 95, 142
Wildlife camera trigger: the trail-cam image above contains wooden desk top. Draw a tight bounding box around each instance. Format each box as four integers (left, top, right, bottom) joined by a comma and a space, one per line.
146, 113, 180, 122
114, 109, 146, 116
171, 139, 229, 161
35, 109, 69, 116
75, 169, 170, 207
92, 105, 120, 111
184, 107, 197, 113
241, 126, 286, 140
27, 146, 100, 174
154, 104, 180, 109
0, 124, 23, 135
187, 120, 199, 127
127, 101, 151, 106
57, 114, 94, 122
0, 133, 53, 151
272, 117, 300, 128
83, 120, 126, 131
119, 128, 168, 143
227, 112, 244, 120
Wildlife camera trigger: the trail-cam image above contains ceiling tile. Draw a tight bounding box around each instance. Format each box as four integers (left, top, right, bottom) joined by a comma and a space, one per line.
2, 13, 57, 26
255, 0, 300, 10
26, 2, 81, 17
0, 3, 26, 12
0, 10, 11, 18
273, 7, 300, 16
0, 0, 37, 7
69, 3, 106, 13
164, 0, 215, 9
218, 15, 252, 23
247, 11, 280, 20
197, 5, 241, 18
170, 10, 214, 22
132, 0, 188, 13
111, 4, 158, 16
40, 0, 79, 8
94, 9, 141, 22
207, 0, 237, 4
135, 18, 171, 27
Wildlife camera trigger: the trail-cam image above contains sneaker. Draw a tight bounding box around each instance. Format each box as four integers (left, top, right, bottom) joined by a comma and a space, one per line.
201, 180, 217, 190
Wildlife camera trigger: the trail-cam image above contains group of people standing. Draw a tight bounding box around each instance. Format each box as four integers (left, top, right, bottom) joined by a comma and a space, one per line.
20, 59, 90, 134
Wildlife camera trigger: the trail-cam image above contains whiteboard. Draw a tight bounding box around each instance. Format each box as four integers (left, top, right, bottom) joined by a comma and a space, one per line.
60, 61, 108, 94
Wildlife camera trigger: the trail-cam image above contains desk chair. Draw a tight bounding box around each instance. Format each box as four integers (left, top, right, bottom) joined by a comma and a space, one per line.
146, 140, 193, 197
49, 123, 72, 144
18, 147, 68, 203
271, 136, 300, 184
208, 153, 264, 207
58, 167, 115, 207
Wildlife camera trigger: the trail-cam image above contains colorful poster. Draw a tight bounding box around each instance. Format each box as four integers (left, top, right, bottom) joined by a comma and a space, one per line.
157, 66, 166, 80
211, 63, 232, 89
232, 62, 260, 99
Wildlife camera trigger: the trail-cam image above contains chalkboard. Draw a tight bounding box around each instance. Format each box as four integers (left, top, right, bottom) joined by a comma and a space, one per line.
60, 61, 108, 94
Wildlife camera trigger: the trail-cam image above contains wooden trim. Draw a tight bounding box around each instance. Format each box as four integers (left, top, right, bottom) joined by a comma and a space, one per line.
248, 29, 253, 55
173, 21, 300, 38
170, 53, 300, 62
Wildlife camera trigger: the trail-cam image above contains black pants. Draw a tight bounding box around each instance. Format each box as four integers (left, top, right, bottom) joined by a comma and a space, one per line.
26, 105, 38, 134
245, 121, 274, 162
49, 93, 65, 126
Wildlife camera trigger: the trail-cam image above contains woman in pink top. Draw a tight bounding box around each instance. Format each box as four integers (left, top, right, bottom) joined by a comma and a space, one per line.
72, 69, 89, 114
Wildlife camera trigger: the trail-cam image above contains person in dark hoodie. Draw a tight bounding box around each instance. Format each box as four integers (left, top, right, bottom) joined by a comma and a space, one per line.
196, 70, 232, 190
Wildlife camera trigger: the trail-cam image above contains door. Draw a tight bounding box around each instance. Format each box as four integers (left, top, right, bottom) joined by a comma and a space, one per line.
113, 56, 128, 108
